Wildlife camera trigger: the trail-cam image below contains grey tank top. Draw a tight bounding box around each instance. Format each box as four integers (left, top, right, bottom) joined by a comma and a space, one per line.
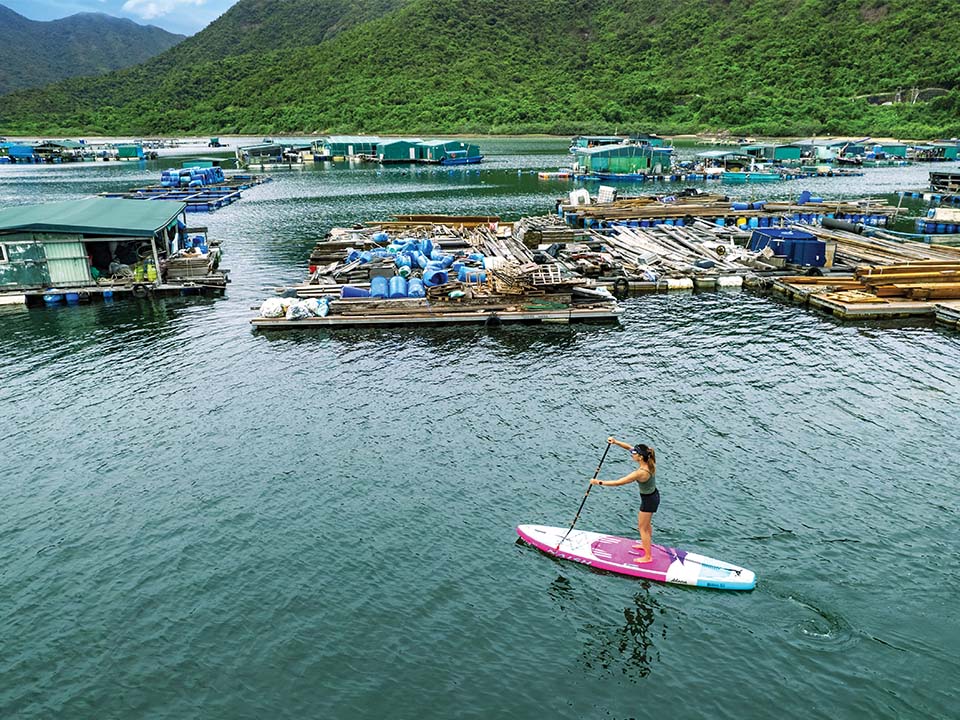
636, 469, 657, 496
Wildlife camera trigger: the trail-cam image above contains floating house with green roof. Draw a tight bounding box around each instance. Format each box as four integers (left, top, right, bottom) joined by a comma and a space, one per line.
741, 143, 803, 164
910, 142, 959, 161
415, 140, 483, 165
115, 143, 145, 161
0, 197, 226, 305
321, 136, 382, 159
574, 143, 672, 177
376, 138, 424, 163
34, 139, 88, 163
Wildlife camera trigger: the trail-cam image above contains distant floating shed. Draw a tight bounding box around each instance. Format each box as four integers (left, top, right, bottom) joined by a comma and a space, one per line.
116, 144, 145, 160
324, 136, 382, 158
576, 143, 670, 175
415, 140, 483, 165
376, 138, 423, 163
741, 143, 802, 162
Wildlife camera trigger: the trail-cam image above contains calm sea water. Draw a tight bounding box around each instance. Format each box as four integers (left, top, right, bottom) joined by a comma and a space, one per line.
1, 139, 958, 719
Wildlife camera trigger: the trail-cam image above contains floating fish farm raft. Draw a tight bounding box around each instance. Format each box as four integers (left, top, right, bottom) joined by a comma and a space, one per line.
252, 183, 960, 330
101, 171, 272, 212
252, 216, 623, 329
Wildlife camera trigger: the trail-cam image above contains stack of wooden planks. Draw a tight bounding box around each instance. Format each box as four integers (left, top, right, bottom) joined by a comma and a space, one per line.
857, 262, 960, 300
779, 261, 960, 303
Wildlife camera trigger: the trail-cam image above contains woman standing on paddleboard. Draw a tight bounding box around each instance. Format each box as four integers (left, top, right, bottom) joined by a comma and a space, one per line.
590, 437, 659, 564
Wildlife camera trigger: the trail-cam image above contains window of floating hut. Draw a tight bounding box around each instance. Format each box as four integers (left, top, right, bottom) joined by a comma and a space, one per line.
376, 138, 423, 163
575, 144, 668, 174
741, 143, 802, 163
415, 140, 482, 164
0, 198, 186, 291
323, 136, 382, 158
116, 144, 145, 160
34, 139, 85, 161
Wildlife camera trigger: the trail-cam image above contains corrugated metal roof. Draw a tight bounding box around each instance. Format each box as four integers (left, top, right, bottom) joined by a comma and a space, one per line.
417, 140, 466, 148
378, 138, 423, 147
37, 139, 85, 149
0, 198, 185, 237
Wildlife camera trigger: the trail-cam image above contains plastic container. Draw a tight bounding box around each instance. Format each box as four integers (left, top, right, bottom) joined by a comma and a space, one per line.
370, 276, 389, 298
422, 268, 449, 286
65, 292, 80, 303
43, 293, 63, 304
389, 276, 408, 298
372, 231, 389, 244
341, 285, 371, 298
407, 278, 426, 297
458, 267, 487, 283
731, 202, 750, 211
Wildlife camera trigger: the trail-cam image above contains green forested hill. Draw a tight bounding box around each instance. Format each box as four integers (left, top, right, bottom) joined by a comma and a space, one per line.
0, 5, 184, 95
2, 0, 959, 137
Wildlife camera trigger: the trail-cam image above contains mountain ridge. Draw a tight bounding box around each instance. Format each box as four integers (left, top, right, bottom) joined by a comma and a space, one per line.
2, 0, 959, 137
0, 4, 186, 95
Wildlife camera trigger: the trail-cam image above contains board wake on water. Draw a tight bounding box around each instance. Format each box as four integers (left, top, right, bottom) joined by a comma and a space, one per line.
516, 524, 756, 591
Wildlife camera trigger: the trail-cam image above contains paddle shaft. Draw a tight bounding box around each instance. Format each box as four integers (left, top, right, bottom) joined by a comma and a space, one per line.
554, 442, 612, 552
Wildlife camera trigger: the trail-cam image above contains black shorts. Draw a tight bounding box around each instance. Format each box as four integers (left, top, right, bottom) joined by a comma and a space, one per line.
640, 488, 660, 514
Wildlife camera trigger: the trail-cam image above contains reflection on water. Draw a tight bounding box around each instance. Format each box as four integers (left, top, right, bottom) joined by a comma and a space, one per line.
579, 586, 666, 681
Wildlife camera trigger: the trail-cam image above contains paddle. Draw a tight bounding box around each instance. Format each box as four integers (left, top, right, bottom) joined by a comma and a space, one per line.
553, 441, 612, 553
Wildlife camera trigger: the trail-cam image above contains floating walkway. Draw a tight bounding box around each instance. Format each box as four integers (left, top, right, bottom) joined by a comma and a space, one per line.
252, 298, 620, 329
101, 174, 272, 212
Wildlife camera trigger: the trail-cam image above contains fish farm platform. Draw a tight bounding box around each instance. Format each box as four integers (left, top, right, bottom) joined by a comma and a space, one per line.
252, 300, 621, 329
770, 278, 952, 320
101, 174, 272, 212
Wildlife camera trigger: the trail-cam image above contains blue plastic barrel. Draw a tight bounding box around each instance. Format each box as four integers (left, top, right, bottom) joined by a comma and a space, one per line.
395, 254, 412, 267
341, 285, 371, 298
65, 292, 80, 303
458, 267, 487, 283
937, 223, 946, 233
752, 201, 767, 210
748, 217, 759, 228
389, 276, 408, 298
439, 255, 454, 268
419, 239, 434, 257
372, 231, 388, 243
716, 218, 726, 226
731, 202, 750, 211
407, 278, 426, 297
422, 268, 449, 286
43, 293, 63, 304
370, 276, 389, 298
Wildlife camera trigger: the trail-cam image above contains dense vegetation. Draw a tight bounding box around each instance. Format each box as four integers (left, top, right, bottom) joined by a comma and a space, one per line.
2, 0, 959, 138
0, 4, 184, 95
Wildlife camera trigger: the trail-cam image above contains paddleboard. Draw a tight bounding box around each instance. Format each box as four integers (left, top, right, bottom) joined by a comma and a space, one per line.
516, 524, 756, 591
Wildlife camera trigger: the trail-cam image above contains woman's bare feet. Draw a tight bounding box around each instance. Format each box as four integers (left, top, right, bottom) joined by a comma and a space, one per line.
633, 555, 654, 564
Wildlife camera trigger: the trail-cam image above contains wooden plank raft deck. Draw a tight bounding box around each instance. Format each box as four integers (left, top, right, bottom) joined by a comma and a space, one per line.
934, 300, 960, 328
771, 277, 941, 319
251, 300, 621, 329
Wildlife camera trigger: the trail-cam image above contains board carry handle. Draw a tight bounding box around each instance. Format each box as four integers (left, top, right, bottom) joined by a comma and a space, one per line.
554, 441, 612, 553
